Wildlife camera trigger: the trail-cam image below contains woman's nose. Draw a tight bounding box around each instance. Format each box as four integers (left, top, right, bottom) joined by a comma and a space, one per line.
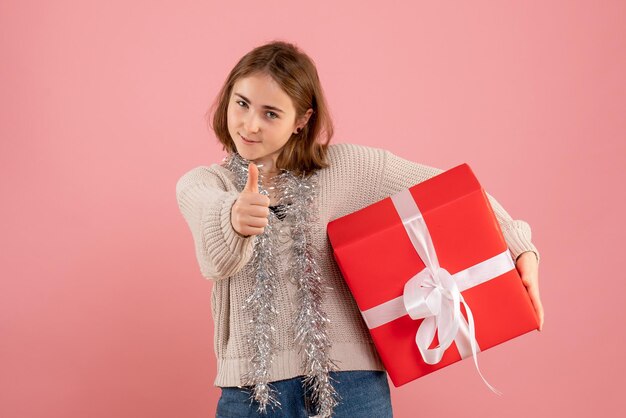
244, 112, 260, 133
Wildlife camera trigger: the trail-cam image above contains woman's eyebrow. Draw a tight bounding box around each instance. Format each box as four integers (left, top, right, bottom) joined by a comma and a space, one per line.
234, 93, 285, 113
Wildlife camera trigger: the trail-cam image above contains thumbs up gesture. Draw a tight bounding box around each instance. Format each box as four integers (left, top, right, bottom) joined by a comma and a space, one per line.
231, 162, 271, 237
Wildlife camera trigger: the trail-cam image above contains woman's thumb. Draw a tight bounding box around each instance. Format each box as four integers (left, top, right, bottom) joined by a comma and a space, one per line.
244, 162, 259, 193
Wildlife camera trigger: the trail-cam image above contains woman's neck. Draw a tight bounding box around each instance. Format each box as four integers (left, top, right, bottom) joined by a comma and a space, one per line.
253, 155, 280, 176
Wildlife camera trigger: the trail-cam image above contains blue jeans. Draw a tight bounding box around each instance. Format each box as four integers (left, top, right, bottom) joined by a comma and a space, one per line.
215, 370, 393, 418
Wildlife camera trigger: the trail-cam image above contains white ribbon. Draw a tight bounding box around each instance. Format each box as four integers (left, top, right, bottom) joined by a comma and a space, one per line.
361, 189, 516, 395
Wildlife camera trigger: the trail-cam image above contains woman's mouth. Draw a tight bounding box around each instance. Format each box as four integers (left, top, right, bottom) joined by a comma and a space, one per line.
241, 135, 259, 145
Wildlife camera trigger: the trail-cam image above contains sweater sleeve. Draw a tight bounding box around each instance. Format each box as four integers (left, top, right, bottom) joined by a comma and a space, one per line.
175, 166, 256, 280
380, 149, 540, 264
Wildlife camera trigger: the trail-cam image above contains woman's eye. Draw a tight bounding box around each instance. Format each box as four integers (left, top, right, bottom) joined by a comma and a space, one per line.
234, 100, 276, 119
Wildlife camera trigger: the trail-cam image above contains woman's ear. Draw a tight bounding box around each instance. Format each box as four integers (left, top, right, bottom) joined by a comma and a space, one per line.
295, 108, 314, 132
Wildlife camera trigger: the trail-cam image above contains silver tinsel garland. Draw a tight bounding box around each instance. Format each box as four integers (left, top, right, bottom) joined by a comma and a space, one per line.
222, 152, 340, 418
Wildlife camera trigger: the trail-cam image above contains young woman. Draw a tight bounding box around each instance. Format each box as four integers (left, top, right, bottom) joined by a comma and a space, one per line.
176, 40, 544, 418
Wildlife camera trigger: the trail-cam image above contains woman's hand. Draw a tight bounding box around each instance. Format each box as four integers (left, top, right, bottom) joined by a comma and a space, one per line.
515, 251, 544, 331
230, 163, 271, 238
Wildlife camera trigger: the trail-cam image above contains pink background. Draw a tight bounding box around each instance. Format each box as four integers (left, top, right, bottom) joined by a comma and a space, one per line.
1, 1, 624, 417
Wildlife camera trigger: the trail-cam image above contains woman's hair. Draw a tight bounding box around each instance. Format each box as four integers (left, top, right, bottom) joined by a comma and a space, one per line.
208, 40, 334, 176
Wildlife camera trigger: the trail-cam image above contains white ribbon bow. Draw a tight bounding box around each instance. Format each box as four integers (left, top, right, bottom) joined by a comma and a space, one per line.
360, 189, 516, 395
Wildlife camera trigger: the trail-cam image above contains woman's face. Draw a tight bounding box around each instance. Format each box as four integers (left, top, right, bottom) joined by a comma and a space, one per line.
227, 73, 304, 171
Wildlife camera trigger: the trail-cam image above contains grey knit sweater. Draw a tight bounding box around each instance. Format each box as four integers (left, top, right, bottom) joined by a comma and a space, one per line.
175, 143, 540, 387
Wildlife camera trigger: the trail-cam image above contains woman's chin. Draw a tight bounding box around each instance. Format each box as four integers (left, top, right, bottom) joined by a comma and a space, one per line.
235, 148, 254, 160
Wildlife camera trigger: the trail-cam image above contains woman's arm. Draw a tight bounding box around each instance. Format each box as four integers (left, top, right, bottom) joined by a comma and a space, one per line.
515, 251, 544, 330
176, 166, 256, 280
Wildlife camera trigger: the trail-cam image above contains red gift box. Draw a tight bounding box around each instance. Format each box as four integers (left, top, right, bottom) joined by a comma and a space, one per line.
327, 163, 539, 389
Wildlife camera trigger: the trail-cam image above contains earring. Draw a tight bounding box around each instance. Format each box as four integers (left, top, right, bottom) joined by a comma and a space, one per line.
295, 128, 301, 134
